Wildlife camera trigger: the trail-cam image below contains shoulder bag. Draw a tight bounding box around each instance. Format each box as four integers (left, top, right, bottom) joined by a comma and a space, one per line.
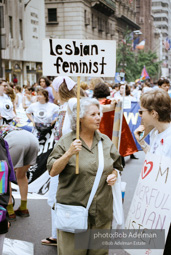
54, 140, 104, 233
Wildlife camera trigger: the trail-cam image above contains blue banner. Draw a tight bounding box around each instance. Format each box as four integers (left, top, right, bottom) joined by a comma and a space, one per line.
123, 102, 150, 150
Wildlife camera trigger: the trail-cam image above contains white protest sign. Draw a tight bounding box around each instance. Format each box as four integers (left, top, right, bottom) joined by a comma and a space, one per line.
123, 97, 131, 109
125, 152, 171, 255
42, 39, 116, 77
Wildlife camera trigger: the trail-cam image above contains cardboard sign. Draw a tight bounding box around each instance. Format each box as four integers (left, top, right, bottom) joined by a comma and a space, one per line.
42, 39, 116, 77
125, 152, 171, 255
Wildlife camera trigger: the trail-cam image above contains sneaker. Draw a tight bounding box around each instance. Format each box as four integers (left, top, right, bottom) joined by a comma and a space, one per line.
15, 208, 30, 217
7, 213, 16, 222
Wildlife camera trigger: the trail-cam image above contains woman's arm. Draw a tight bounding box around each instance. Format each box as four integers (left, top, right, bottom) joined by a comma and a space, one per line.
102, 99, 118, 113
26, 113, 35, 127
134, 125, 150, 153
22, 96, 27, 110
50, 139, 82, 177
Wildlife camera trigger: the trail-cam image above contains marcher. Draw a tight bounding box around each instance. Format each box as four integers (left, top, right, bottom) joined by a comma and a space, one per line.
41, 76, 77, 246
22, 86, 36, 110
47, 97, 123, 255
26, 88, 59, 140
134, 89, 171, 255
15, 85, 23, 109
38, 76, 54, 103
0, 136, 15, 254
0, 125, 39, 221
158, 78, 170, 93
0, 82, 15, 125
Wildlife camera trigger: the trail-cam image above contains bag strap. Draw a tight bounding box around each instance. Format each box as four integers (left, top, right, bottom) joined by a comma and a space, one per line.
86, 140, 104, 210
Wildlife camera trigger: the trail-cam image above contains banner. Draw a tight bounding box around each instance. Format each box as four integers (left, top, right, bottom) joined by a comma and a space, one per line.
12, 117, 55, 199
125, 152, 171, 255
123, 102, 150, 150
43, 39, 116, 77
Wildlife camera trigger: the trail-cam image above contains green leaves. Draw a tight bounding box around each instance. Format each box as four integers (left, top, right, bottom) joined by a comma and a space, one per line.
116, 30, 161, 82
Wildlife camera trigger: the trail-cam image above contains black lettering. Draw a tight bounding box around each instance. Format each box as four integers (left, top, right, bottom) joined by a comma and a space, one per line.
70, 62, 78, 73
82, 62, 88, 73
73, 41, 79, 55
49, 39, 56, 56
99, 57, 107, 74
54, 57, 63, 73
80, 43, 83, 56
83, 45, 89, 55
89, 60, 92, 74
55, 44, 63, 55
93, 62, 98, 73
63, 61, 69, 72
65, 44, 72, 55
91, 45, 98, 55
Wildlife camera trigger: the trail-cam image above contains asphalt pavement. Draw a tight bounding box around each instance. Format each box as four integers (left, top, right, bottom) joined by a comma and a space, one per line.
5, 151, 145, 255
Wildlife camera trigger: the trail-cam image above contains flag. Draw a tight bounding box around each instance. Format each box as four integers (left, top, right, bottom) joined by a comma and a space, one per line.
164, 38, 170, 51
133, 36, 140, 50
140, 66, 150, 81
129, 0, 133, 3
136, 40, 145, 50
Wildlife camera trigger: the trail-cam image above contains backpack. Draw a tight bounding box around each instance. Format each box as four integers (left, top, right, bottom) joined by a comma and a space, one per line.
0, 137, 11, 221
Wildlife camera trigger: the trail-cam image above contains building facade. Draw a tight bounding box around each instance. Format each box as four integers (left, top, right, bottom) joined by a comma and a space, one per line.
0, 0, 45, 85
152, 0, 171, 78
45, 0, 139, 46
136, 0, 153, 51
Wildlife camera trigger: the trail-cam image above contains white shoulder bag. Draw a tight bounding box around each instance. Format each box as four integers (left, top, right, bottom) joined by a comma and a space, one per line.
55, 140, 104, 233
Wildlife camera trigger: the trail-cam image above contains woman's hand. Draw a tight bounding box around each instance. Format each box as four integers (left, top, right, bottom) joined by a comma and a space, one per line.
67, 139, 82, 156
106, 170, 118, 186
134, 125, 145, 141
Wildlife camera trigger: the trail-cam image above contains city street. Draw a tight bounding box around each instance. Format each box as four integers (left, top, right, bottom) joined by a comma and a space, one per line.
5, 151, 145, 255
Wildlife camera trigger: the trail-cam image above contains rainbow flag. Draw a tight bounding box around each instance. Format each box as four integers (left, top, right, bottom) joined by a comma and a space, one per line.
0, 206, 6, 222
140, 66, 150, 81
0, 161, 8, 194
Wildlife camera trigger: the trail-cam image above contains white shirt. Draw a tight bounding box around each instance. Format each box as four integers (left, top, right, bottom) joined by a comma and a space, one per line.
26, 102, 59, 124
150, 124, 171, 158
0, 94, 15, 120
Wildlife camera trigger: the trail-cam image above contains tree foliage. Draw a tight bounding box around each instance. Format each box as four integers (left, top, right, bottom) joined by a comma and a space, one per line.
116, 30, 161, 82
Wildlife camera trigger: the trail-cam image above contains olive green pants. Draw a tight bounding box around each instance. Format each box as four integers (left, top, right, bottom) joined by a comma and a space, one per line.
57, 220, 111, 255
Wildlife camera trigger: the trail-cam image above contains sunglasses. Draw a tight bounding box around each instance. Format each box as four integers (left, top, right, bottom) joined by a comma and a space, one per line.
138, 109, 148, 115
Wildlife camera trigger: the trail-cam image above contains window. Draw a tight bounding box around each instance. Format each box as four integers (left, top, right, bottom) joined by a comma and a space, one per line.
19, 19, 23, 40
9, 16, 13, 38
0, 6, 4, 28
48, 8, 57, 22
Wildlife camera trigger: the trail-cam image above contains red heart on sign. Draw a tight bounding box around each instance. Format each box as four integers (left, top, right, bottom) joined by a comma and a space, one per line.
141, 160, 153, 179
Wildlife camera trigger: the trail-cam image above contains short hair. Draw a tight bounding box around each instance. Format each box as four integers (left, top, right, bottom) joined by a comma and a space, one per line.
140, 89, 171, 122
70, 97, 103, 131
144, 81, 151, 87
37, 88, 49, 102
6, 87, 16, 102
15, 85, 22, 92
80, 82, 88, 90
119, 83, 130, 96
58, 81, 77, 102
158, 78, 170, 86
93, 83, 110, 99
38, 76, 51, 87
89, 77, 104, 90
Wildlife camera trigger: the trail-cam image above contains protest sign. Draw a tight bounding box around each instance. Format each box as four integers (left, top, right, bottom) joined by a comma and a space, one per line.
125, 152, 171, 255
42, 39, 116, 77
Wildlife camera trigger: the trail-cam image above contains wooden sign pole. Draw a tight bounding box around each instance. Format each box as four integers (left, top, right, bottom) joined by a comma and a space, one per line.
76, 76, 80, 174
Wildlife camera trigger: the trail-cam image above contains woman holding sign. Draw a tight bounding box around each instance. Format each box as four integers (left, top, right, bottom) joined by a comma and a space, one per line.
134, 89, 171, 255
47, 97, 123, 255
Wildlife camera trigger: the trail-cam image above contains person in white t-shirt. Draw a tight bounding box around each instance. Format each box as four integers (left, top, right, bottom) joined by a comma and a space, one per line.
134, 89, 171, 255
26, 88, 59, 139
0, 82, 15, 124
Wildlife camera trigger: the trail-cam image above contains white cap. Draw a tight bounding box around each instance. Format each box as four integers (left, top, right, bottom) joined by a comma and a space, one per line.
52, 76, 76, 92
